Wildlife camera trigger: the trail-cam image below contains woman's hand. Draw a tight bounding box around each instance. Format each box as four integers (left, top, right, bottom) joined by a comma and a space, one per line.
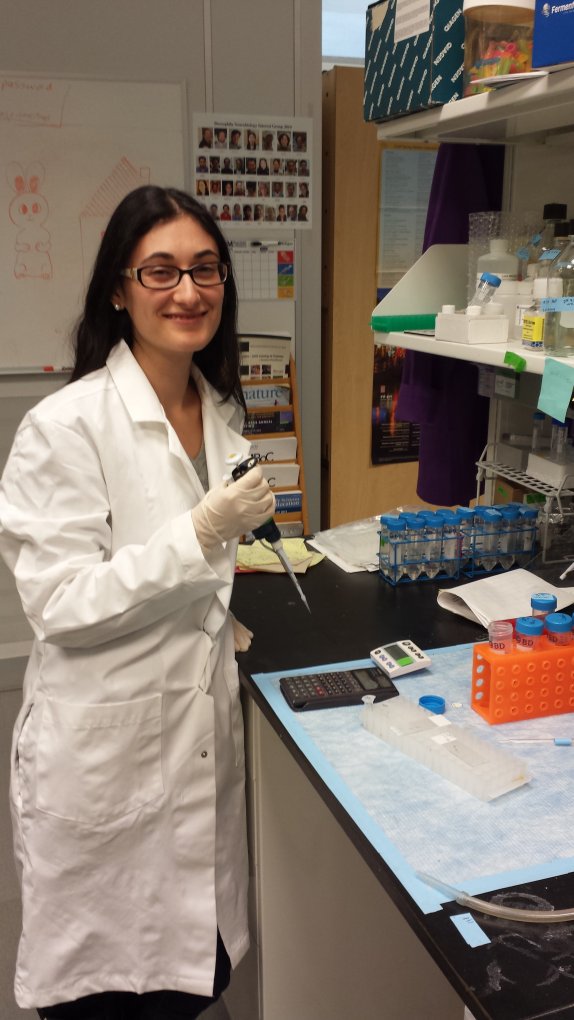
191, 466, 275, 548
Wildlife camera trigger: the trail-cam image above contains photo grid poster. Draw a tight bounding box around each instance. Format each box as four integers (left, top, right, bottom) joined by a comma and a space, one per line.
192, 113, 312, 228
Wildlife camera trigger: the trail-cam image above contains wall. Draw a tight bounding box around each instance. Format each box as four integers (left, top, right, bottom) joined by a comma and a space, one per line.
321, 65, 421, 528
0, 0, 321, 534
0, 3, 321, 1017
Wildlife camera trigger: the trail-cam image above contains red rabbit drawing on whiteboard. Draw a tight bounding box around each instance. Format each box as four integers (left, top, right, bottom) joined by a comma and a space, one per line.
7, 161, 53, 280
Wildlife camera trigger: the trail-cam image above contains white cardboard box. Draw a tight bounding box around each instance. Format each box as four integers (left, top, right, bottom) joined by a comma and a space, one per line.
527, 451, 574, 487
434, 311, 509, 344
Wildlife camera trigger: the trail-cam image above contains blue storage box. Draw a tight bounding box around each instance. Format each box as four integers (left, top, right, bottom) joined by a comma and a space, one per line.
532, 0, 574, 70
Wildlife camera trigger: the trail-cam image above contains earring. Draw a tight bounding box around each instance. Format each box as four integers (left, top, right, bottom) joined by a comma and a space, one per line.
113, 303, 122, 312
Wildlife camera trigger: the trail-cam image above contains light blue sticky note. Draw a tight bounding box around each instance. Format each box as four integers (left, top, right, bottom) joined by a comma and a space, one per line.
537, 358, 574, 422
450, 912, 491, 948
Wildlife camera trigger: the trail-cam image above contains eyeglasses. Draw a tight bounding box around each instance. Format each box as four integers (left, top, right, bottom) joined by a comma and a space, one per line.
121, 261, 229, 290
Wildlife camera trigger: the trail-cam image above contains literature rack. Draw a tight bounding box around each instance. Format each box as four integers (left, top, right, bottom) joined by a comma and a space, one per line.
242, 354, 309, 536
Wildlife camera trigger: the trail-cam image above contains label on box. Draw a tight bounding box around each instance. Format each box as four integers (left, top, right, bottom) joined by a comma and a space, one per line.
364, 0, 464, 122
521, 313, 544, 346
533, 0, 574, 69
494, 371, 516, 398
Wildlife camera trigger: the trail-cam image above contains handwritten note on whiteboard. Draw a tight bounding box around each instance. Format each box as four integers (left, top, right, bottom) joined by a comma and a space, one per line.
0, 74, 184, 372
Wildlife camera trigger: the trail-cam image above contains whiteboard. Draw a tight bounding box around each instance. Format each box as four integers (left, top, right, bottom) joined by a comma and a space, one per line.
0, 74, 186, 371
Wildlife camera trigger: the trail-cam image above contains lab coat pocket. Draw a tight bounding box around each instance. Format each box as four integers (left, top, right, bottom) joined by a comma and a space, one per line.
224, 663, 245, 767
36, 694, 164, 824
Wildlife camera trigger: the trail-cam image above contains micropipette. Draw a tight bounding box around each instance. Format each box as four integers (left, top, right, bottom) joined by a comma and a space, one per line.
230, 454, 311, 613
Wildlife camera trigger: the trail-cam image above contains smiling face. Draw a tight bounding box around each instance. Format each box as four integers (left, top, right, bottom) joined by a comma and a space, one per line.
114, 214, 224, 372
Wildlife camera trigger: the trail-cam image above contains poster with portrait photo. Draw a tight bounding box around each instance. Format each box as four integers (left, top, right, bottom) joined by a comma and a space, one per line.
192, 112, 312, 229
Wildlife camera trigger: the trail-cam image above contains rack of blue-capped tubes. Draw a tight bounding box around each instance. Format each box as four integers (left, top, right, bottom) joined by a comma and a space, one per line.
379, 505, 540, 586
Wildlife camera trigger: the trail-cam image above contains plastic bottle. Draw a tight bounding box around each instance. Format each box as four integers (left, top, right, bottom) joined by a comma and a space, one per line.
545, 612, 572, 646
542, 231, 574, 358
467, 272, 501, 311
462, 0, 536, 97
530, 592, 557, 619
533, 219, 571, 288
517, 203, 568, 278
512, 279, 533, 340
515, 615, 543, 651
531, 411, 545, 451
476, 239, 519, 285
521, 277, 551, 350
495, 279, 518, 330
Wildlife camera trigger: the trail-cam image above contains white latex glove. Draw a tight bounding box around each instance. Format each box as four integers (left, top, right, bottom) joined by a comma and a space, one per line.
191, 466, 275, 549
230, 613, 254, 652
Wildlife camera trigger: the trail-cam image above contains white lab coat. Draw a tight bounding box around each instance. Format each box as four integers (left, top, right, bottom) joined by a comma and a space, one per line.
0, 340, 252, 1009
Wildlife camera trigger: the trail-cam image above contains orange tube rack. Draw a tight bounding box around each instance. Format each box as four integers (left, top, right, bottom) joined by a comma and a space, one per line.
471, 639, 574, 725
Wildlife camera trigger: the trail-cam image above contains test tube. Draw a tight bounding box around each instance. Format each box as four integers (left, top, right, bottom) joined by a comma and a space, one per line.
515, 616, 544, 652
467, 272, 501, 312
497, 506, 520, 570
545, 612, 572, 646
404, 517, 425, 581
531, 411, 545, 451
441, 512, 462, 577
550, 418, 568, 460
386, 519, 407, 583
488, 620, 513, 654
456, 507, 475, 570
379, 513, 399, 574
517, 507, 539, 566
417, 511, 442, 579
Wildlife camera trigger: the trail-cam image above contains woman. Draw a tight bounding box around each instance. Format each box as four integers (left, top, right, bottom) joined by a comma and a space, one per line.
0, 186, 275, 1020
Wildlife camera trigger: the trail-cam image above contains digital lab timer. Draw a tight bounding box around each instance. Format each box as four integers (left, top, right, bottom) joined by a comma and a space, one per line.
370, 640, 431, 678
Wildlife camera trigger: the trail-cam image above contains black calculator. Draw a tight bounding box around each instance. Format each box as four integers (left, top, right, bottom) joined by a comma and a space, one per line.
279, 666, 399, 711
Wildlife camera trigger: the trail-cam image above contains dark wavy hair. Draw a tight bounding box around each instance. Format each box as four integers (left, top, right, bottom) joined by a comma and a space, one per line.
70, 185, 245, 409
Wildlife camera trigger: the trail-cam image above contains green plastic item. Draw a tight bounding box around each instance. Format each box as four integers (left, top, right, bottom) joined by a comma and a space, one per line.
503, 351, 527, 373
371, 313, 437, 333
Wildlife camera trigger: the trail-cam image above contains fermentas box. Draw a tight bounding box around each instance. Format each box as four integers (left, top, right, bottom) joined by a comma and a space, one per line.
364, 0, 465, 122
532, 0, 574, 70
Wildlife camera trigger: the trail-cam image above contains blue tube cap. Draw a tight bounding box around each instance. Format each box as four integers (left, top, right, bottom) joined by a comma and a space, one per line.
545, 612, 572, 633
531, 592, 558, 612
419, 695, 446, 715
516, 616, 544, 636
480, 272, 501, 287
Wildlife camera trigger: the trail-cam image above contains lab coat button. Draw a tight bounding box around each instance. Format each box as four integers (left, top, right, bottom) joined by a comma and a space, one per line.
201, 750, 208, 758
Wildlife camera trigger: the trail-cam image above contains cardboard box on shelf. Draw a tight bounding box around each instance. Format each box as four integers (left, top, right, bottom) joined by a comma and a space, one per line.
364, 0, 465, 123
494, 477, 539, 504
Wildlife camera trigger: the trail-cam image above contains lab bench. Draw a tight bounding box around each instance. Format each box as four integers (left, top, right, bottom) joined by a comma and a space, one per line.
230, 557, 574, 1020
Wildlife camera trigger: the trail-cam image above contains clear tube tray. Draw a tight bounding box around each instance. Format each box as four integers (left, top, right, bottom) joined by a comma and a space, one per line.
362, 696, 530, 801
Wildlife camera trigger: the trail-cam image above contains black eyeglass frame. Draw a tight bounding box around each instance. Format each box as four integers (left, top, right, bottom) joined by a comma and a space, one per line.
120, 261, 229, 290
